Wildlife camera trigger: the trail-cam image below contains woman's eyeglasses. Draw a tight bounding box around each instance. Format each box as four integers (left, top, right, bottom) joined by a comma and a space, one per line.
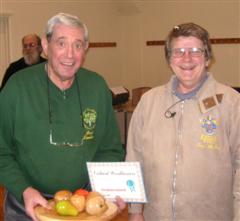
171, 47, 205, 58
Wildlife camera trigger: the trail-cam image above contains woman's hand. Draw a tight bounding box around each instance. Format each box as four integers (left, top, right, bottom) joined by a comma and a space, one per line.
114, 196, 126, 213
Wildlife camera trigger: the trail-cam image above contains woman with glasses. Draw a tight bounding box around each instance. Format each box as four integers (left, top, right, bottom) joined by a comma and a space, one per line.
0, 13, 125, 221
126, 23, 240, 221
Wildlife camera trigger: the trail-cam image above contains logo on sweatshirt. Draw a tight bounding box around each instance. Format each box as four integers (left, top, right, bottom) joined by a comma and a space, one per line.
82, 108, 97, 141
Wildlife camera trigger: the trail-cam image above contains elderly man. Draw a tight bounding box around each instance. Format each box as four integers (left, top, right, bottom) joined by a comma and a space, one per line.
0, 13, 125, 221
1, 34, 46, 90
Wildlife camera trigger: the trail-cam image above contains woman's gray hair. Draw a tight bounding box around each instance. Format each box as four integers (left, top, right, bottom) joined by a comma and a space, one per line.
164, 22, 213, 64
45, 12, 89, 49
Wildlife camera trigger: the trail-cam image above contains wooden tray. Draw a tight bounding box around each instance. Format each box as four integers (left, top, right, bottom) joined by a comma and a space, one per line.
35, 201, 118, 221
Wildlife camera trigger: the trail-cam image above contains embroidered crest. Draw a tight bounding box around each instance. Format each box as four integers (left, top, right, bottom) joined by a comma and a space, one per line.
83, 108, 97, 130
82, 108, 97, 141
198, 115, 218, 150
201, 115, 217, 135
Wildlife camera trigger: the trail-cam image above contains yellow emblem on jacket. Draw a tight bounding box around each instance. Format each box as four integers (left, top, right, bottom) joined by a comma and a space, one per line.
198, 115, 219, 150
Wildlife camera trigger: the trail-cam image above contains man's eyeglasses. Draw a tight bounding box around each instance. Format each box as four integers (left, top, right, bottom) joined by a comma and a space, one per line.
49, 128, 84, 147
23, 42, 37, 49
46, 65, 84, 147
171, 47, 205, 58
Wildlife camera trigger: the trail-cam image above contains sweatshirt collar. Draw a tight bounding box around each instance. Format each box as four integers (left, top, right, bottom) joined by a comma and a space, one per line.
172, 73, 209, 100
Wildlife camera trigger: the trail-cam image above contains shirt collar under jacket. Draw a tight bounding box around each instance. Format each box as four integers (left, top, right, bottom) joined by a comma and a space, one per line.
172, 72, 209, 100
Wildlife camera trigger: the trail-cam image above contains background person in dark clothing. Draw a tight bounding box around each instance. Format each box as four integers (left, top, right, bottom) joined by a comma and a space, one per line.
0, 33, 46, 91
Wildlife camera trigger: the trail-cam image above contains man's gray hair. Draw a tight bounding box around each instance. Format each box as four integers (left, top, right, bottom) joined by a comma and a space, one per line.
45, 12, 89, 49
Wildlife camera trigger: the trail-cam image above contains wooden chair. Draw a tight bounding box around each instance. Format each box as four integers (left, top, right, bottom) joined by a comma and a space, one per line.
132, 87, 151, 106
0, 185, 4, 221
232, 87, 240, 93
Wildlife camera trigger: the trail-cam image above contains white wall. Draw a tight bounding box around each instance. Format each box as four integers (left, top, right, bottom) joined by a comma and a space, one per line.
1, 1, 125, 88
1, 0, 240, 91
119, 0, 240, 88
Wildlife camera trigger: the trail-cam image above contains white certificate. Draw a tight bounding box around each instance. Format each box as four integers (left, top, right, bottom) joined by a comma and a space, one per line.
87, 162, 147, 203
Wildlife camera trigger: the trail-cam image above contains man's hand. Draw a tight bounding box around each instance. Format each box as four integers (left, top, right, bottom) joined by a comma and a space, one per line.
23, 187, 50, 221
129, 213, 145, 221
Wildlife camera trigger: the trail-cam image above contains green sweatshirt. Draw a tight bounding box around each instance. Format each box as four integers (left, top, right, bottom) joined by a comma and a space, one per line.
0, 63, 125, 203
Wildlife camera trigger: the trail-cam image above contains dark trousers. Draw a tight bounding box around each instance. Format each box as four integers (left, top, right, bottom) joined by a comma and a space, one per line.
4, 191, 54, 221
4, 191, 32, 221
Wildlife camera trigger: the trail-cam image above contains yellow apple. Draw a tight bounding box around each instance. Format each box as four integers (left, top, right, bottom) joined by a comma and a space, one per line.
85, 192, 108, 215
54, 190, 72, 202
